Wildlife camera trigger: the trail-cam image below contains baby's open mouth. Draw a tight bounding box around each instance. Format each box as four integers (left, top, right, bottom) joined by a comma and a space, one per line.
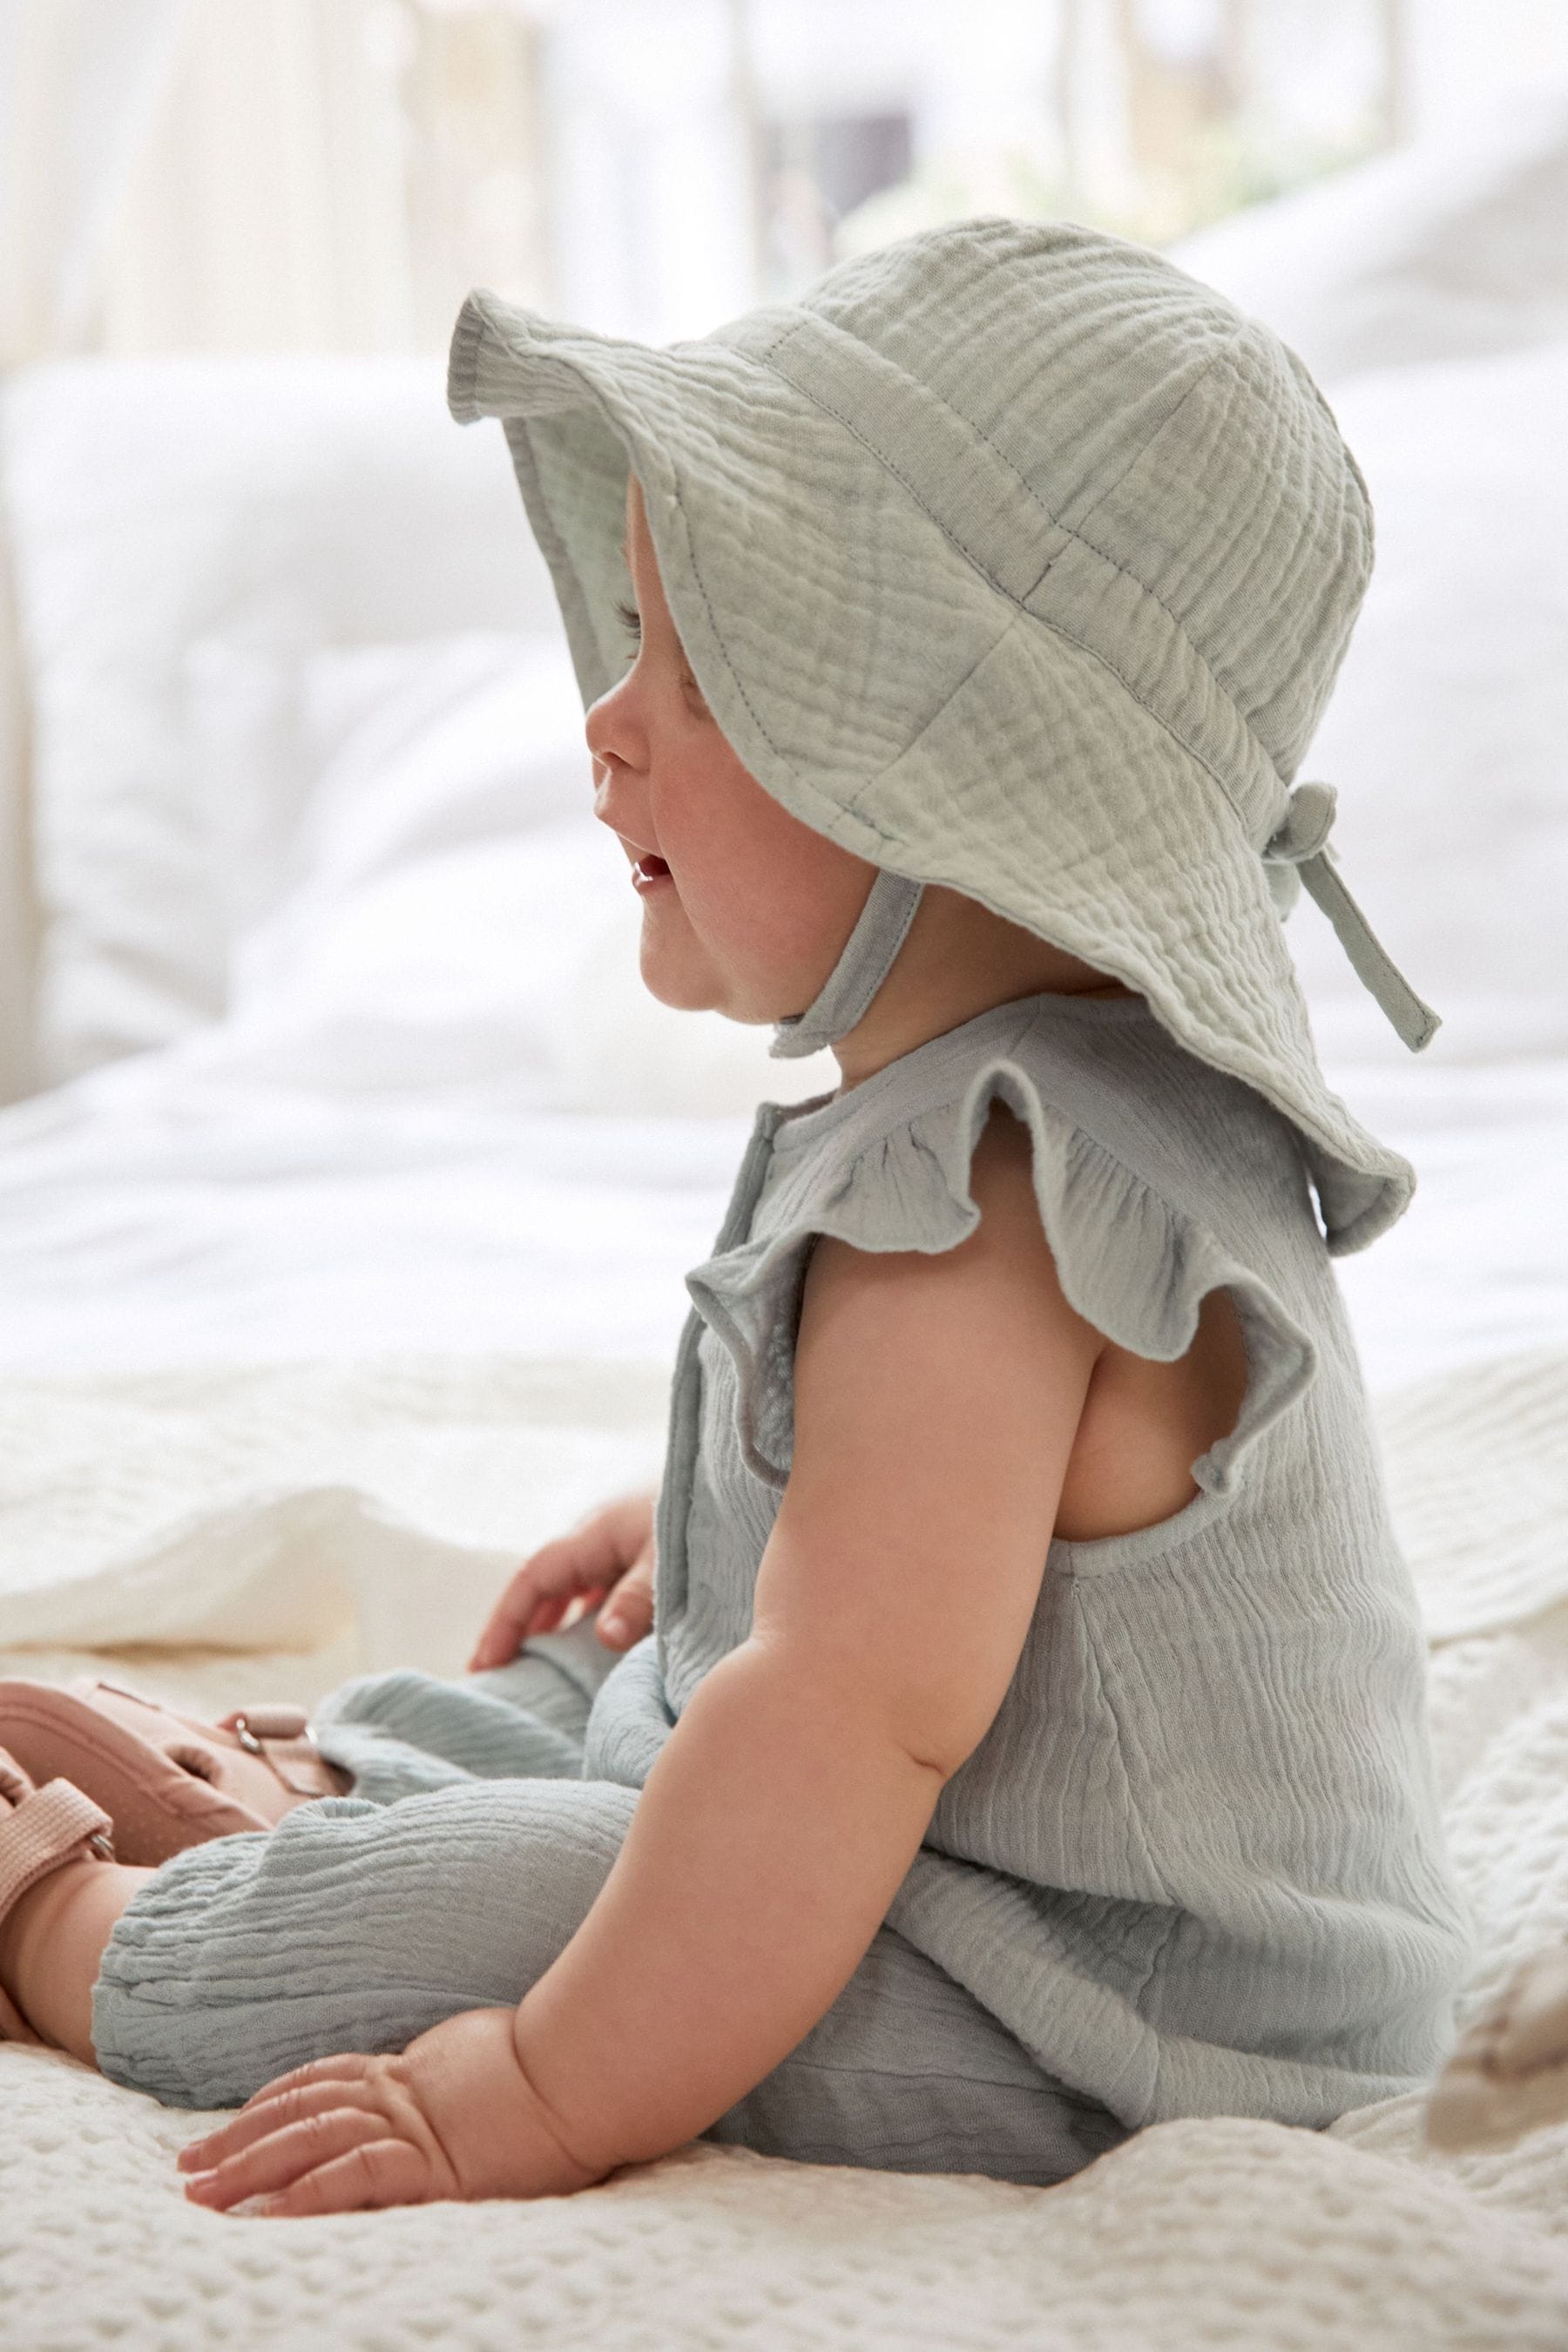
632, 855, 672, 891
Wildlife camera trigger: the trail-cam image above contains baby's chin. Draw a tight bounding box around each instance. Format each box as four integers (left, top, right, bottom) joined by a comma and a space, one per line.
636, 927, 794, 1027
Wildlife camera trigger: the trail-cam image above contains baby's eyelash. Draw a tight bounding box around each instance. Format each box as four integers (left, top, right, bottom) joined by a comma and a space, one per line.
612, 595, 706, 706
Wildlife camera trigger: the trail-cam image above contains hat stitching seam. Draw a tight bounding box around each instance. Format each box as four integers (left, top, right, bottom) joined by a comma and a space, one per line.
755, 320, 1277, 842
835, 615, 1023, 828
836, 596, 1256, 872
1037, 347, 1249, 650
760, 314, 1062, 538
1013, 604, 1257, 840
777, 296, 1264, 715
1025, 342, 1231, 569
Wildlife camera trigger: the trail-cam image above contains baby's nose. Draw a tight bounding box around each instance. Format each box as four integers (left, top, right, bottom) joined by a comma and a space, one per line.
589, 754, 645, 845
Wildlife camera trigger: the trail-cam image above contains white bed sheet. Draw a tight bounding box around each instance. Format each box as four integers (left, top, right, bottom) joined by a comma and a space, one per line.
0, 1047, 750, 1376
1, 1030, 1564, 1396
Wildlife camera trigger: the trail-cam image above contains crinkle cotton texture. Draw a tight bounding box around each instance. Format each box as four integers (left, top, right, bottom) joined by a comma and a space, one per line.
448, 212, 1426, 1254
581, 988, 1475, 2132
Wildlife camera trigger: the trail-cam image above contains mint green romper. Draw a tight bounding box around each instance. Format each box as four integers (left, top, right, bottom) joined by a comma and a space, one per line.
92, 985, 1474, 2173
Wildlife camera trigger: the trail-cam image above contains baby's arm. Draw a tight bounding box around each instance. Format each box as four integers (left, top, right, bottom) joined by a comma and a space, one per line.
512, 1102, 1105, 2179
184, 1105, 1105, 2211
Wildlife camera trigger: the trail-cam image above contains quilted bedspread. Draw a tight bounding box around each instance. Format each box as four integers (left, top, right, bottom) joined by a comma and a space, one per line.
2, 1347, 1567, 2351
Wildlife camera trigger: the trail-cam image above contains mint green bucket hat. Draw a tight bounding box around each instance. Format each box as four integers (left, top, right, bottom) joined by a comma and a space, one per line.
448, 213, 1437, 1256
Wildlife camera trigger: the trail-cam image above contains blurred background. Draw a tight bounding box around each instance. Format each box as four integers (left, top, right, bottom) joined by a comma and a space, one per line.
0, 0, 1565, 1392
7, 0, 1565, 360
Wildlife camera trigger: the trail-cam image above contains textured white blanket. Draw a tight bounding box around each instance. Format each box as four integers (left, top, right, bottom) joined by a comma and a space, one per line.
3, 1348, 1567, 2349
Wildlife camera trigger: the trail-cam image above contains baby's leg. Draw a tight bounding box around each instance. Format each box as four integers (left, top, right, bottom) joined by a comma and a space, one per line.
308, 1618, 628, 1803
91, 1775, 639, 2109
3, 1624, 642, 2087
705, 1927, 1134, 2189
0, 1857, 151, 2064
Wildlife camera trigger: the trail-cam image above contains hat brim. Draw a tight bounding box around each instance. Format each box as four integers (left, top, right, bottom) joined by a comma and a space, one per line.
449, 287, 1411, 1254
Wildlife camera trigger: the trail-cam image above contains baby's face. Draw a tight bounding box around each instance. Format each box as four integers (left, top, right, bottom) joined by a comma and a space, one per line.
585, 474, 876, 1025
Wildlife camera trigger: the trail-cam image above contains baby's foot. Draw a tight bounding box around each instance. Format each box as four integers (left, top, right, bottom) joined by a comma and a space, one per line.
0, 1680, 350, 1867
0, 1745, 118, 2051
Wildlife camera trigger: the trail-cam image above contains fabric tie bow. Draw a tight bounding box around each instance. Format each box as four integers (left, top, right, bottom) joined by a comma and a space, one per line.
1263, 781, 1441, 1053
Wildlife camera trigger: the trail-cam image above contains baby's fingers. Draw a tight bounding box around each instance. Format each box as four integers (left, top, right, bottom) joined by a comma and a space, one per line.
597, 1549, 655, 1649
256, 2135, 436, 2217
185, 2104, 388, 2211
181, 2072, 379, 2172
467, 1559, 573, 1669
239, 2051, 373, 2107
470, 1523, 631, 1669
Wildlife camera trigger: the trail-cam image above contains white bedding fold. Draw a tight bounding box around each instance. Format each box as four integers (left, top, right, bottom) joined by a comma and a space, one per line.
0, 1353, 673, 1674
3, 1347, 1564, 1666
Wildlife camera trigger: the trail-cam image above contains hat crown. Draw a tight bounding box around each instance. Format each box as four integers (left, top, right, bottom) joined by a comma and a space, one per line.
713, 215, 1374, 812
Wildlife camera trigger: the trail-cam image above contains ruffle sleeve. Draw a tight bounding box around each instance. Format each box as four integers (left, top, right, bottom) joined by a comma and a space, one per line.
683, 1054, 1316, 1498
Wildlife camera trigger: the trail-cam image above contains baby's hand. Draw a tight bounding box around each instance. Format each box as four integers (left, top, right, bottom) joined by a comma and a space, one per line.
178, 2009, 604, 2215
467, 1486, 659, 1671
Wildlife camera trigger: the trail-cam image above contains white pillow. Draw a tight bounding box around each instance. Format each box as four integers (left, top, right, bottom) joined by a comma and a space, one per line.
1166, 90, 1568, 388
1286, 337, 1568, 1066
207, 639, 835, 1115
1, 354, 557, 1083
188, 630, 593, 952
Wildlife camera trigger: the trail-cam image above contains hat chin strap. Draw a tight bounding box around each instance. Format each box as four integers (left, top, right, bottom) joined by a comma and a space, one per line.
769, 868, 926, 1058
1265, 781, 1442, 1053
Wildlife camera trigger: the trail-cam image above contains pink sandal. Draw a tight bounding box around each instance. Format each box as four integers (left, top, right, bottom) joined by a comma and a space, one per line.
0, 1745, 114, 2042
0, 1680, 348, 1869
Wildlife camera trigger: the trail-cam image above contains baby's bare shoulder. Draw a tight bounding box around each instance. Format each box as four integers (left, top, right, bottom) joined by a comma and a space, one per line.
754, 1101, 1105, 1770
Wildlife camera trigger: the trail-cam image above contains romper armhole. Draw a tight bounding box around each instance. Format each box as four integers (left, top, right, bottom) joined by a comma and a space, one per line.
684, 1052, 1316, 1496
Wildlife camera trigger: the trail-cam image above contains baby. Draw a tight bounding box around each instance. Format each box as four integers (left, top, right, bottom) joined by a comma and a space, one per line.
0, 218, 1475, 2215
